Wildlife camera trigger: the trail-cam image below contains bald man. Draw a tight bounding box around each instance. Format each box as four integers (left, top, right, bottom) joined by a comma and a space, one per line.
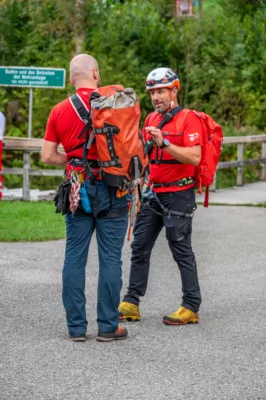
42, 54, 128, 342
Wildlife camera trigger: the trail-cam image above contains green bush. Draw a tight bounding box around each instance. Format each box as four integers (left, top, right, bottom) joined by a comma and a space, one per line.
1, 0, 265, 189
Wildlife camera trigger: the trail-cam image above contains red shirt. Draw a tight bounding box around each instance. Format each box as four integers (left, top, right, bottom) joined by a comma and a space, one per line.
143, 109, 204, 193
44, 88, 98, 161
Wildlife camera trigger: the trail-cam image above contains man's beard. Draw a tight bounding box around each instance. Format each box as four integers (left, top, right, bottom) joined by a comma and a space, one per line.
153, 101, 169, 114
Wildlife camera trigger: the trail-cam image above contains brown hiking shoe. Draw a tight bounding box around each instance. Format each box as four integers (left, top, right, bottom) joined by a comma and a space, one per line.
96, 325, 128, 342
68, 334, 86, 342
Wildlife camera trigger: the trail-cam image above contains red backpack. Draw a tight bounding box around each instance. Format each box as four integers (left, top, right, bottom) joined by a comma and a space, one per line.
146, 107, 223, 207
176, 109, 223, 207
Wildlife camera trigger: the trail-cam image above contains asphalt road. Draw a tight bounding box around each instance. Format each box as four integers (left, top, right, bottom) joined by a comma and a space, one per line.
1, 206, 266, 400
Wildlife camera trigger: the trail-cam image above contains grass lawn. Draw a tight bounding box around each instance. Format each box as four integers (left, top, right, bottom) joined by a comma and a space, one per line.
0, 201, 66, 242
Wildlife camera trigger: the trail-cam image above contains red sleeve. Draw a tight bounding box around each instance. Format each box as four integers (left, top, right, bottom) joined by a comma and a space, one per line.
44, 108, 60, 143
183, 111, 204, 147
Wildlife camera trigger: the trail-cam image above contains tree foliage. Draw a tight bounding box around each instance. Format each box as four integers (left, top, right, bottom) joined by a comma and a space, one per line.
0, 0, 265, 188
0, 0, 266, 135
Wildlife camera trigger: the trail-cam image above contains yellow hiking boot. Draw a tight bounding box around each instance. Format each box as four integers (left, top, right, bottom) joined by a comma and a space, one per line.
163, 306, 199, 325
118, 301, 141, 321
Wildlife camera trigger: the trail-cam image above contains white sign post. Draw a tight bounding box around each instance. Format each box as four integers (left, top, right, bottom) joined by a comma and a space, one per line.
0, 66, 66, 200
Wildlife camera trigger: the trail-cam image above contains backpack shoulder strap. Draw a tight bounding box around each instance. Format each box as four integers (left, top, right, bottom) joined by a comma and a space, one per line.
174, 108, 191, 135
69, 94, 90, 124
157, 106, 184, 130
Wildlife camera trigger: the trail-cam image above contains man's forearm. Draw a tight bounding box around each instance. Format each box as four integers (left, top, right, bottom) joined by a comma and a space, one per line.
42, 150, 68, 166
164, 144, 201, 166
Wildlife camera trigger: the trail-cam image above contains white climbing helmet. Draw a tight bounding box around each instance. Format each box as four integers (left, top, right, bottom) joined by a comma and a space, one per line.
145, 67, 180, 91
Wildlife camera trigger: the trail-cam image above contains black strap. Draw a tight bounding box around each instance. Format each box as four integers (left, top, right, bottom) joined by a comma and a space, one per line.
82, 129, 96, 178
152, 106, 183, 164
70, 96, 92, 140
153, 191, 194, 218
98, 159, 122, 168
70, 94, 90, 123
93, 124, 120, 135
78, 122, 92, 140
150, 159, 181, 164
151, 177, 194, 188
157, 106, 183, 130
69, 158, 99, 169
69, 94, 95, 179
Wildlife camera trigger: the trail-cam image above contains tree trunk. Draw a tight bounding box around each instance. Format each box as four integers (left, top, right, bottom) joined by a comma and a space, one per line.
74, 0, 85, 55
199, 0, 203, 17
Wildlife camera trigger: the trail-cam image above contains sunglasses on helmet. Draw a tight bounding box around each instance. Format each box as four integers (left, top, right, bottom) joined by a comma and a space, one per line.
146, 75, 177, 87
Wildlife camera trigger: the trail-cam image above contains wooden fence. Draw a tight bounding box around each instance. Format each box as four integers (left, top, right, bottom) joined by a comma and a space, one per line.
1, 134, 266, 200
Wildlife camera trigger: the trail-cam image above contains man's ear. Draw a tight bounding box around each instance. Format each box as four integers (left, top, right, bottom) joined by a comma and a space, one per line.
93, 68, 99, 81
69, 76, 74, 86
171, 87, 178, 96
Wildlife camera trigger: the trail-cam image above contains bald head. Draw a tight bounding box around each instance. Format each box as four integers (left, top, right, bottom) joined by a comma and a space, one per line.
69, 54, 101, 89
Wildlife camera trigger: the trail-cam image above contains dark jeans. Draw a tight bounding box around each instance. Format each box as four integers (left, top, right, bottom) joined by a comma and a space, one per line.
63, 180, 128, 337
123, 187, 201, 313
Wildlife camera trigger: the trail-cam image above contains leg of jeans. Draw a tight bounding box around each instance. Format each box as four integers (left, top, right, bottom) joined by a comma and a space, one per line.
63, 212, 95, 337
123, 201, 163, 306
167, 219, 201, 313
96, 214, 128, 333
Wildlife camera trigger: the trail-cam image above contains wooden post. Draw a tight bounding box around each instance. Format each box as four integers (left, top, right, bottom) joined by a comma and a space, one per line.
74, 0, 85, 55
209, 172, 216, 192
261, 141, 266, 181
23, 152, 31, 201
198, 0, 203, 17
188, 0, 193, 16
176, 0, 181, 16
237, 143, 244, 186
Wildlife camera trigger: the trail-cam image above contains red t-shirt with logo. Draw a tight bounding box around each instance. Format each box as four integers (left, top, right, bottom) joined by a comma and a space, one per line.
143, 109, 204, 193
44, 88, 98, 161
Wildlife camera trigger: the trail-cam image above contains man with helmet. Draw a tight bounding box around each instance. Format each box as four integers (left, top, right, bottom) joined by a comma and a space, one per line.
119, 67, 203, 325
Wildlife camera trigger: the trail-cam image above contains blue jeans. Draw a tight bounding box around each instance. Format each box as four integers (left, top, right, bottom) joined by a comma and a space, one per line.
62, 180, 128, 336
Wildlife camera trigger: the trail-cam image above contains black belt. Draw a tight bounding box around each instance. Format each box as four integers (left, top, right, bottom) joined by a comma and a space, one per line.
150, 160, 182, 164
151, 177, 194, 188
70, 158, 99, 169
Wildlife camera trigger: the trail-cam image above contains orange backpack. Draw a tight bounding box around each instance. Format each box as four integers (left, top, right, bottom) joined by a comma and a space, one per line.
89, 85, 149, 187
70, 86, 148, 188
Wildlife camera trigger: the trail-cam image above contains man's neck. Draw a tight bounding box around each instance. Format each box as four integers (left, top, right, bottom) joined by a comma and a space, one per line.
75, 80, 98, 90
162, 103, 179, 115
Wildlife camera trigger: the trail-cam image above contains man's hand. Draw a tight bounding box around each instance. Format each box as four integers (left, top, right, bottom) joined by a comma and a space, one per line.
145, 126, 163, 147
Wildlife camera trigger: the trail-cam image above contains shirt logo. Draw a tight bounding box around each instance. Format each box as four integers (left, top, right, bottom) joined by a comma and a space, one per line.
188, 132, 199, 142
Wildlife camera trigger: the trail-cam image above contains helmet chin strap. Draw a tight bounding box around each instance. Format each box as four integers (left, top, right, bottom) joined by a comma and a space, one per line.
168, 88, 175, 109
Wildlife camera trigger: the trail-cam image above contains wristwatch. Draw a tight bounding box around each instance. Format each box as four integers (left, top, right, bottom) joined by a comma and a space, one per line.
160, 138, 170, 149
